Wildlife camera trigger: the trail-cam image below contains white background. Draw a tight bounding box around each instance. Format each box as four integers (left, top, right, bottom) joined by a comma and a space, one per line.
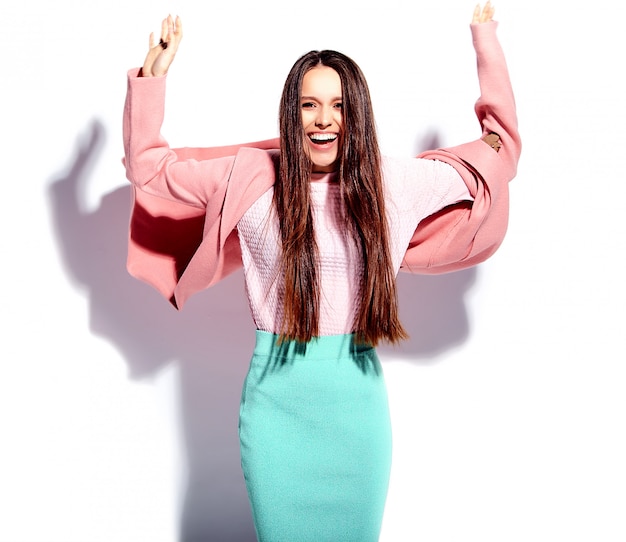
2, 0, 625, 541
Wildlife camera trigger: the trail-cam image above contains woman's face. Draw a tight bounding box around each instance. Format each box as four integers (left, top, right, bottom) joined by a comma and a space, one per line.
300, 66, 343, 173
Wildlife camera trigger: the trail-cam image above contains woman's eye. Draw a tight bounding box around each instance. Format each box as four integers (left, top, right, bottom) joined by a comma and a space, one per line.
301, 102, 315, 109
334, 103, 343, 110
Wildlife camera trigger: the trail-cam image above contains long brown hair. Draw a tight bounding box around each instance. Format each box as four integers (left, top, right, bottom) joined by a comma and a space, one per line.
274, 50, 407, 346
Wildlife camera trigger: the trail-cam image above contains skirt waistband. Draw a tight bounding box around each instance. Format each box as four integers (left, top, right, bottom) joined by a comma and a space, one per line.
253, 330, 374, 361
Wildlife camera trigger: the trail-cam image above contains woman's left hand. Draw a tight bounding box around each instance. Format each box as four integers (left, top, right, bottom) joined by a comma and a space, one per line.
141, 15, 183, 77
472, 1, 495, 23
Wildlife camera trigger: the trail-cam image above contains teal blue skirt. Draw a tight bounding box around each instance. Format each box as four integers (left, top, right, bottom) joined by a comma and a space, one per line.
239, 330, 392, 542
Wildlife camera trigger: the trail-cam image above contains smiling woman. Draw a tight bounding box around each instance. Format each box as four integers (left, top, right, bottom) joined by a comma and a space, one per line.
275, 47, 404, 347
122, 2, 520, 540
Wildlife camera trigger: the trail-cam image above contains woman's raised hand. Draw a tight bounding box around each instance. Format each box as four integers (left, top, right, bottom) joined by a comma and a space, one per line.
472, 1, 495, 23
141, 15, 183, 77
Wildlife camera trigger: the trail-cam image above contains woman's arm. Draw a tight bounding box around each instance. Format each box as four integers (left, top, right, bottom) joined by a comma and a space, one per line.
123, 16, 243, 208
401, 3, 521, 273
124, 17, 281, 305
123, 69, 237, 208
124, 16, 281, 208
472, 1, 508, 152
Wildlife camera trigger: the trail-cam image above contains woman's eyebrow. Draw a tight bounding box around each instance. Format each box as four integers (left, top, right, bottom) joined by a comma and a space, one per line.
300, 95, 343, 101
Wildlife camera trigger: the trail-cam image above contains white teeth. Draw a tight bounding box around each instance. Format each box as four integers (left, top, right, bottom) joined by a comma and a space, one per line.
310, 133, 337, 142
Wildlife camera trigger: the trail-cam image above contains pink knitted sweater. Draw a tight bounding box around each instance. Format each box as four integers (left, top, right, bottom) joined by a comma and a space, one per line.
238, 162, 469, 335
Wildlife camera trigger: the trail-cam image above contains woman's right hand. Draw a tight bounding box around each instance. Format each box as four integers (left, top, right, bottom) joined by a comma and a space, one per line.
140, 15, 183, 77
472, 1, 495, 23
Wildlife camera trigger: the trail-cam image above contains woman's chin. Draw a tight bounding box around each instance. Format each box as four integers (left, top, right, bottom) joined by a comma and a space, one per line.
310, 155, 339, 173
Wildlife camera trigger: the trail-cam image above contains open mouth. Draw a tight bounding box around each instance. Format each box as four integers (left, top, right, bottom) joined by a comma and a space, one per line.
308, 133, 338, 146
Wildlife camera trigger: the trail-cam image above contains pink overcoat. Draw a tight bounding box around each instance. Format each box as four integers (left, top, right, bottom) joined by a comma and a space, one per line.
123, 22, 521, 309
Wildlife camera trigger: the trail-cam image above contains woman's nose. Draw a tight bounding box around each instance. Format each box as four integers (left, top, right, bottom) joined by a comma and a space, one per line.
315, 107, 332, 128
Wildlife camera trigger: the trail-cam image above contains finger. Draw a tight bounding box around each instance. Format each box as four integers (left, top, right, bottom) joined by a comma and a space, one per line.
472, 4, 480, 23
149, 31, 155, 49
166, 15, 181, 46
166, 14, 174, 42
482, 1, 494, 22
160, 17, 168, 42
174, 15, 183, 40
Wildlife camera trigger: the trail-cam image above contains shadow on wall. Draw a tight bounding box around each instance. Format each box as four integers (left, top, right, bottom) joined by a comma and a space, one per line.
47, 120, 476, 541
379, 269, 476, 360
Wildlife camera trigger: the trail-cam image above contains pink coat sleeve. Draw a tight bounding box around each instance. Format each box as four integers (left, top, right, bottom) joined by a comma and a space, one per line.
401, 21, 521, 274
123, 69, 279, 307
